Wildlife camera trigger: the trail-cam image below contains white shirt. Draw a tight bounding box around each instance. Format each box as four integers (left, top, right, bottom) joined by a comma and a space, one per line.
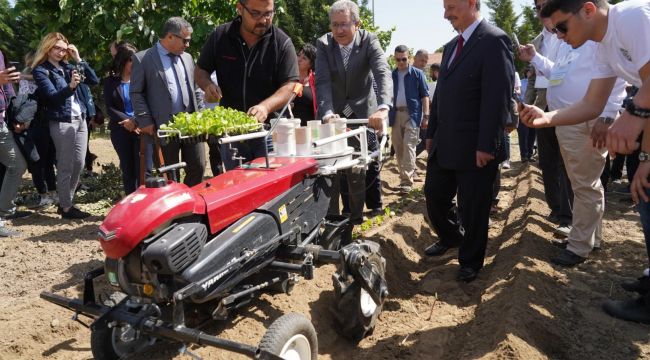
591, 0, 650, 87
449, 17, 483, 65
531, 40, 626, 118
534, 28, 562, 89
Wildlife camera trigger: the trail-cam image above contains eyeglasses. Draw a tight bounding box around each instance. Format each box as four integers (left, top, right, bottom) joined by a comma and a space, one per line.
240, 1, 275, 20
395, 57, 408, 63
172, 33, 191, 45
330, 22, 355, 30
551, 13, 574, 34
52, 45, 68, 53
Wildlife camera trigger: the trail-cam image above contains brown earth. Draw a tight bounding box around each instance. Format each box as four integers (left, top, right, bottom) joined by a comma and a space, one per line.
0, 135, 649, 360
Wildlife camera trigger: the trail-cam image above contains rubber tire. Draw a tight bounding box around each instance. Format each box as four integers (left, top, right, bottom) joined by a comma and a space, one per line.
90, 325, 121, 360
332, 249, 385, 342
259, 313, 318, 360
90, 322, 153, 360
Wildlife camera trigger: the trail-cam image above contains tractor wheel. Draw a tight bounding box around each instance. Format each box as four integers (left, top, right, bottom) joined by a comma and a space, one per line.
90, 322, 154, 360
259, 313, 318, 360
331, 243, 386, 341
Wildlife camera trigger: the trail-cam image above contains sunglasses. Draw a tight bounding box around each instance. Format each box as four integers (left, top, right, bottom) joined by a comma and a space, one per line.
172, 33, 191, 45
240, 1, 275, 20
395, 57, 408, 63
551, 13, 574, 35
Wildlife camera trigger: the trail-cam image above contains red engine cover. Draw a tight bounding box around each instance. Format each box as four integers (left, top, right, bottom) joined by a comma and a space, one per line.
97, 157, 318, 259
196, 157, 318, 234
98, 181, 206, 259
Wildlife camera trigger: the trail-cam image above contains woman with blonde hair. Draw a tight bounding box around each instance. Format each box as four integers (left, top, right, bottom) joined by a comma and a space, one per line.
32, 32, 99, 219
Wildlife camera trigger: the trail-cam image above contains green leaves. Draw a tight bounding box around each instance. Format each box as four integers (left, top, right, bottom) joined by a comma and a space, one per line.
160, 107, 260, 138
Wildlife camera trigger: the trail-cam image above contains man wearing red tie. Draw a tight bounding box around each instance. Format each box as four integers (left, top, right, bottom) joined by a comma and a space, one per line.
423, 0, 515, 282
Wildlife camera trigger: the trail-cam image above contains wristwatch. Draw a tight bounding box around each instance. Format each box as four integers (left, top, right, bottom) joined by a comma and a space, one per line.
598, 117, 614, 125
640, 151, 650, 162
625, 99, 650, 119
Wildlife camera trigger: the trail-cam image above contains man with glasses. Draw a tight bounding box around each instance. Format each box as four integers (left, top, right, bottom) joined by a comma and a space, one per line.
523, 0, 574, 240
520, 0, 650, 323
315, 0, 392, 225
131, 17, 206, 186
195, 0, 299, 170
389, 45, 429, 194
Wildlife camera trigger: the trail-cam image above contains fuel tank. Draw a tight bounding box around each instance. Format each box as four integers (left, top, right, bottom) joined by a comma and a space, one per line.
98, 181, 206, 259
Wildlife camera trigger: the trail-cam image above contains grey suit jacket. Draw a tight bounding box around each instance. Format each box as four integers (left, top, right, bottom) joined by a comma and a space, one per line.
315, 29, 392, 119
130, 45, 199, 128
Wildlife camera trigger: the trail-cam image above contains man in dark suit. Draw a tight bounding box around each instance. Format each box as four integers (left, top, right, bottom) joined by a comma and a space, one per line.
131, 17, 205, 186
315, 0, 392, 225
424, 0, 514, 282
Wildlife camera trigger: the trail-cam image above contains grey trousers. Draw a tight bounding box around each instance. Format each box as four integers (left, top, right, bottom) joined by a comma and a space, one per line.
49, 117, 87, 209
0, 120, 27, 217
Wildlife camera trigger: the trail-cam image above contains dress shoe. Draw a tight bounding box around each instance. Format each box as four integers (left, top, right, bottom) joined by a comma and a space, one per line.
551, 239, 568, 248
424, 242, 450, 256
457, 267, 478, 282
603, 297, 650, 324
368, 208, 383, 217
622, 276, 650, 295
551, 249, 586, 267
4, 210, 32, 220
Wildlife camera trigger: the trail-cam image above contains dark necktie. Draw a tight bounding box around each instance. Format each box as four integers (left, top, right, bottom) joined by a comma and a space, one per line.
167, 53, 190, 108
341, 46, 354, 117
450, 35, 464, 67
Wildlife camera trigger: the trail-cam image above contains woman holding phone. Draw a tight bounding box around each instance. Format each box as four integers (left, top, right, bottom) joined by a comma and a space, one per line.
32, 32, 99, 219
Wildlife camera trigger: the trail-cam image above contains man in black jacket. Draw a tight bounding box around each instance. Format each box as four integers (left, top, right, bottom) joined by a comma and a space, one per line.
423, 0, 515, 282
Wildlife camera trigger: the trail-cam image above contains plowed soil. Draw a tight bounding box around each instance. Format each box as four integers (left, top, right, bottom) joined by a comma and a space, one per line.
1, 136, 649, 360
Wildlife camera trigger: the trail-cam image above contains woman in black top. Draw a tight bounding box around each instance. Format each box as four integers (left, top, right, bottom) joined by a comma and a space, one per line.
104, 43, 152, 195
292, 44, 317, 125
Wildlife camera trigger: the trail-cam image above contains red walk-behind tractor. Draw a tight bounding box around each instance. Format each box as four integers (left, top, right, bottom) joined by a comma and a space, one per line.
40, 118, 389, 360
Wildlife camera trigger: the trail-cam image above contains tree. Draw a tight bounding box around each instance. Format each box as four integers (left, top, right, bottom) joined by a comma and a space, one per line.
12, 0, 238, 74
275, 0, 393, 51
485, 0, 518, 36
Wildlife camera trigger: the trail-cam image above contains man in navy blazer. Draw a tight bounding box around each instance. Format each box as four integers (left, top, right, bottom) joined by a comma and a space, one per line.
423, 0, 514, 282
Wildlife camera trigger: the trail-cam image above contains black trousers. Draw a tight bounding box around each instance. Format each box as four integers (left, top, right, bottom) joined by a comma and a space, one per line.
537, 127, 573, 224
424, 153, 499, 270
110, 125, 153, 195
159, 141, 206, 187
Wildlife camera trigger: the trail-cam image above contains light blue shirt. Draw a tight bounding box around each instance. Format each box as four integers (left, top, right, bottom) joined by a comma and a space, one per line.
156, 42, 185, 114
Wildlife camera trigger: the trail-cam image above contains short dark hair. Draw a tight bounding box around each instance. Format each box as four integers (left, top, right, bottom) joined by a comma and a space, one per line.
394, 45, 409, 54
430, 63, 441, 71
161, 17, 192, 38
540, 0, 606, 18
299, 43, 317, 68
112, 42, 137, 77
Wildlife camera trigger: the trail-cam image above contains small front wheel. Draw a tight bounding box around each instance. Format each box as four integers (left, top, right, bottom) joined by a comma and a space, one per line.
259, 313, 318, 360
90, 323, 154, 360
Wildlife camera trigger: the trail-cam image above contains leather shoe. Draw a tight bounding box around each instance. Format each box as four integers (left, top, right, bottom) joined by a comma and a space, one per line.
551, 249, 586, 267
603, 297, 650, 324
551, 239, 568, 248
457, 267, 478, 282
424, 242, 450, 256
622, 276, 650, 295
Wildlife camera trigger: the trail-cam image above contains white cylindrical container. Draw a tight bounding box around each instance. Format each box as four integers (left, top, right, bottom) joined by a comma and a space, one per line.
275, 123, 296, 156
295, 127, 312, 156
333, 118, 348, 152
307, 120, 321, 153
319, 123, 336, 154
289, 118, 301, 129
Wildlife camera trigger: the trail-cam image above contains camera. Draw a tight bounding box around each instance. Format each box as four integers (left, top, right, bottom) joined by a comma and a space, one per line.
73, 64, 86, 82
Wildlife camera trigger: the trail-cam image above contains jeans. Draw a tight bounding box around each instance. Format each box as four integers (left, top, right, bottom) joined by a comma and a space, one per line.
638, 189, 650, 268
29, 126, 56, 194
517, 123, 536, 160
49, 117, 87, 209
0, 121, 27, 216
